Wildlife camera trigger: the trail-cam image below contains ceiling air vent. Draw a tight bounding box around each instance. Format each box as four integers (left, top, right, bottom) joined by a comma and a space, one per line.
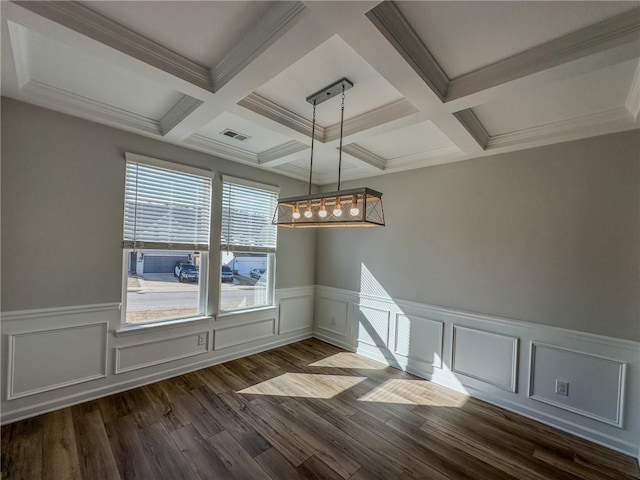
220, 129, 251, 142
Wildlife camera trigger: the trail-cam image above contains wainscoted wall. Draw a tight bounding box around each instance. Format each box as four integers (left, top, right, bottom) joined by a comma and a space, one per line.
313, 285, 640, 457
0, 286, 314, 424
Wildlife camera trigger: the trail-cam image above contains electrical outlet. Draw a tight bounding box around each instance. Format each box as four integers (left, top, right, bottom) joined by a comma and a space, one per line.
197, 333, 206, 346
555, 380, 569, 396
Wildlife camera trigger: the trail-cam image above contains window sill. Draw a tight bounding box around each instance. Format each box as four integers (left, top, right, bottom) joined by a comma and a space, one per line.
215, 305, 279, 321
114, 315, 211, 337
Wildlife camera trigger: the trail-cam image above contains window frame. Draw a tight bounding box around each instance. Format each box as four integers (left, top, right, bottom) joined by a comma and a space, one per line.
218, 175, 279, 315
119, 153, 214, 329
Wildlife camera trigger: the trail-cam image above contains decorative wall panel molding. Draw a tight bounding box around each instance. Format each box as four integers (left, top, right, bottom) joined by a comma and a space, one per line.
315, 296, 349, 337
394, 313, 443, 369
7, 322, 108, 400
528, 343, 626, 427
115, 331, 209, 374
278, 293, 314, 335
451, 325, 519, 392
215, 317, 277, 350
356, 305, 391, 348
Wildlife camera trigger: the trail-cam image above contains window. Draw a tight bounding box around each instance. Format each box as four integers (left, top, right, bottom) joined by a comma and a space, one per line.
122, 154, 212, 325
220, 177, 278, 313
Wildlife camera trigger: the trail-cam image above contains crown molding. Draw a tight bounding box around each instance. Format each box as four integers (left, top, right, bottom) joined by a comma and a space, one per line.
258, 141, 308, 166
6, 21, 30, 88
182, 134, 259, 165
20, 80, 161, 134
453, 109, 490, 150
625, 61, 640, 123
366, 1, 449, 101
341, 144, 386, 171
447, 7, 640, 103
238, 92, 320, 140
486, 107, 635, 150
12, 0, 213, 92
213, 2, 308, 90
324, 98, 418, 143
158, 96, 203, 136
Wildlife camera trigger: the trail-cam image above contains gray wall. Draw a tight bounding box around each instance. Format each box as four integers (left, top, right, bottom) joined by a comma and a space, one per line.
316, 130, 640, 341
1, 98, 316, 311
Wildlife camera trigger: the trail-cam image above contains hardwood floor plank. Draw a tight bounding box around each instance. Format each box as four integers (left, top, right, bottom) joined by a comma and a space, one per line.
73, 410, 120, 480
296, 397, 451, 480
217, 390, 313, 467
140, 422, 196, 480
97, 392, 131, 423
104, 414, 156, 480
170, 424, 234, 479
416, 407, 581, 480
1, 417, 43, 480
2, 339, 637, 480
297, 455, 344, 480
192, 386, 272, 456
279, 398, 403, 480
207, 430, 271, 479
533, 447, 631, 480
255, 447, 308, 480
251, 396, 361, 478
42, 409, 81, 480
144, 382, 190, 432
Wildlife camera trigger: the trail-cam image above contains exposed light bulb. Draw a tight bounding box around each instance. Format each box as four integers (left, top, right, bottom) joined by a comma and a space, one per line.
319, 198, 327, 217
304, 210, 313, 218
333, 196, 342, 216
292, 211, 301, 219
350, 194, 359, 216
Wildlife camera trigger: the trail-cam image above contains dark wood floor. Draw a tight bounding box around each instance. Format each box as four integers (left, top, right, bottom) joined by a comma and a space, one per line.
2, 339, 638, 480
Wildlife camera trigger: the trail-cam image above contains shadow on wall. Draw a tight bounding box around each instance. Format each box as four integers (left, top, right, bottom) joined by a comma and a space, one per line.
357, 263, 469, 394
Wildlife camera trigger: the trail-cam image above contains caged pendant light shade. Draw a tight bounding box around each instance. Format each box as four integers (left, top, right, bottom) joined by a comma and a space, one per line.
272, 78, 385, 228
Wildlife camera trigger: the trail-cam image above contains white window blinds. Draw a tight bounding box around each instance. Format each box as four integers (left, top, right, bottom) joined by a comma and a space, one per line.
221, 180, 278, 252
123, 160, 212, 250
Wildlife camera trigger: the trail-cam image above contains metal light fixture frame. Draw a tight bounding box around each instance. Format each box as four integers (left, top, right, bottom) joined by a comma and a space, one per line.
273, 78, 385, 228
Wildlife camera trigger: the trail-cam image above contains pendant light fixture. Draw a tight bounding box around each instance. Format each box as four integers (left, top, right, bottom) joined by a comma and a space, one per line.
272, 78, 385, 228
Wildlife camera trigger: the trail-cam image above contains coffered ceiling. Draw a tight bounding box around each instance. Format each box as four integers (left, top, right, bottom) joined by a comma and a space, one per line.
2, 1, 639, 185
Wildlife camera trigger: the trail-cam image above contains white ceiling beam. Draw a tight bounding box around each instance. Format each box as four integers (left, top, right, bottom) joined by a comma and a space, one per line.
10, 0, 215, 95
340, 144, 386, 171
339, 8, 486, 153
445, 8, 640, 110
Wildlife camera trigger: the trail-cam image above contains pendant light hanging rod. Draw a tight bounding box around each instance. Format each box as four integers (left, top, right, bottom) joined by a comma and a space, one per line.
308, 100, 316, 195
337, 83, 345, 191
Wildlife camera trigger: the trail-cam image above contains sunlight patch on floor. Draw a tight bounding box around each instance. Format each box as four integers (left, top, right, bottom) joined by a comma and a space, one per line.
309, 352, 388, 370
357, 379, 468, 407
238, 373, 366, 398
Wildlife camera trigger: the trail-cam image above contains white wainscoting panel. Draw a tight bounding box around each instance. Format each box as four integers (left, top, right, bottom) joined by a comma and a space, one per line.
529, 343, 626, 427
215, 317, 276, 350
356, 305, 390, 348
315, 296, 349, 337
394, 314, 444, 369
452, 325, 519, 393
7, 322, 108, 400
278, 292, 314, 335
115, 331, 209, 374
